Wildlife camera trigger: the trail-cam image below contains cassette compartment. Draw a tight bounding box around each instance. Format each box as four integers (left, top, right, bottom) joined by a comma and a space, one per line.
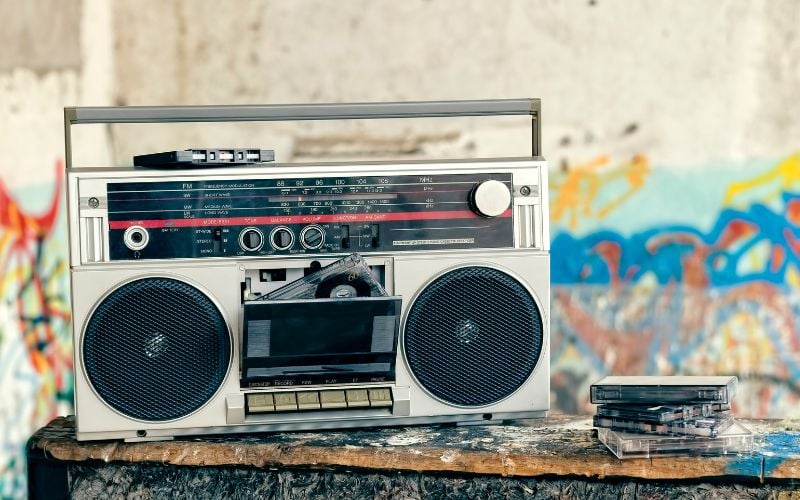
241, 296, 402, 389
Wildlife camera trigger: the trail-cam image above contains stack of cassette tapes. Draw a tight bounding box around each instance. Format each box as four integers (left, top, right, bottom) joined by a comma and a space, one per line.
590, 376, 754, 459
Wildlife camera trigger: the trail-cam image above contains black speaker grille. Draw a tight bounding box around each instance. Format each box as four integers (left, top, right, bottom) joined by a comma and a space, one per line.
404, 266, 543, 407
83, 277, 231, 421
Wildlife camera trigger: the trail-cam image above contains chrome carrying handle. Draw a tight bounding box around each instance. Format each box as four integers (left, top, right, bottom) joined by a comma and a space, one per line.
64, 98, 541, 168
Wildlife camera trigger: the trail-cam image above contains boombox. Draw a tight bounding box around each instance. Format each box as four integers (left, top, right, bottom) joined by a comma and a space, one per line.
64, 99, 550, 441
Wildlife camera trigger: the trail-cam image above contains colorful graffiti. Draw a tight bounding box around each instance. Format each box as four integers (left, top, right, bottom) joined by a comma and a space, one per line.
549, 154, 800, 419
0, 161, 72, 498
550, 154, 650, 230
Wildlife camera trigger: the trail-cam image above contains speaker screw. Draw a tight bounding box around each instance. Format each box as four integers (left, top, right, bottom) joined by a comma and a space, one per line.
88, 197, 100, 208
520, 186, 531, 196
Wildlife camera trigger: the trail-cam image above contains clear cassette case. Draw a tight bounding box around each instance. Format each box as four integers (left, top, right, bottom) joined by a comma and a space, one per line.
597, 421, 753, 459
264, 253, 387, 300
595, 403, 730, 423
593, 411, 734, 438
590, 376, 738, 404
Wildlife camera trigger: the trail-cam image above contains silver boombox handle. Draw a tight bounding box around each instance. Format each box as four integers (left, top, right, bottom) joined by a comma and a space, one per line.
63, 98, 541, 169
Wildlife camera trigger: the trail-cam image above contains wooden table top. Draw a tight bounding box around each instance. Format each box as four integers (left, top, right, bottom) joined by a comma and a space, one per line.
28, 414, 800, 482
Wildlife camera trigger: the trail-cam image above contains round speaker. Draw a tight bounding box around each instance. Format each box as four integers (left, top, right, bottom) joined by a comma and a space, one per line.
403, 266, 544, 407
82, 277, 231, 422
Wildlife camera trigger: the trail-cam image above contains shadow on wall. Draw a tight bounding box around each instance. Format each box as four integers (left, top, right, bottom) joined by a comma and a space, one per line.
0, 161, 72, 497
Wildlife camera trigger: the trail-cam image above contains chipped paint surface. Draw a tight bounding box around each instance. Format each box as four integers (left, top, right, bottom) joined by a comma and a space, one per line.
385, 429, 440, 447
440, 450, 459, 463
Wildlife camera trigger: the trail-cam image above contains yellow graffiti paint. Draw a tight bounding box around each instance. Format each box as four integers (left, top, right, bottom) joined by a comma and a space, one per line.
724, 153, 800, 206
550, 154, 650, 229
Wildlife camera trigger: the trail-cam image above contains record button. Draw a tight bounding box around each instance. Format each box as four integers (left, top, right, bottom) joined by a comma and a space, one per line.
319, 390, 348, 409
273, 392, 298, 412
368, 388, 393, 407
345, 389, 370, 408
296, 391, 321, 410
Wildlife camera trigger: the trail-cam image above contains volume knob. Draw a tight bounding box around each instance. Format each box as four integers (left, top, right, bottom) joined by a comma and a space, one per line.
469, 180, 512, 217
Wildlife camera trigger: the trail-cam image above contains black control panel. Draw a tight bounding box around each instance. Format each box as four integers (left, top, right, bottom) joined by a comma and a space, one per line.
107, 173, 514, 261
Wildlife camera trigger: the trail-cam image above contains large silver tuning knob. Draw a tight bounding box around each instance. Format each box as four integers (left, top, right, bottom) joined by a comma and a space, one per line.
469, 180, 512, 217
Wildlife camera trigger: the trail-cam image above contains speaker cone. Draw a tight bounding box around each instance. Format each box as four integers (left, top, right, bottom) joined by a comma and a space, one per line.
82, 277, 231, 421
403, 266, 544, 407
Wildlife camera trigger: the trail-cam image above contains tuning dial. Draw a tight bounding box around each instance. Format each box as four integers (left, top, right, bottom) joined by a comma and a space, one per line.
469, 179, 512, 217
238, 227, 264, 252
300, 225, 325, 250
270, 226, 294, 250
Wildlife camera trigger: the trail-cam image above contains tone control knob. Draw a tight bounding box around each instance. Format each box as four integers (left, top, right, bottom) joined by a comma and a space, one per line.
238, 227, 264, 252
300, 225, 325, 250
469, 180, 512, 217
270, 226, 294, 250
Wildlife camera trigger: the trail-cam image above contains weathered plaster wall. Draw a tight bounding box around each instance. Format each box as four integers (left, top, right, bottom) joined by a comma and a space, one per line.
108, 0, 800, 167
2, 1, 800, 496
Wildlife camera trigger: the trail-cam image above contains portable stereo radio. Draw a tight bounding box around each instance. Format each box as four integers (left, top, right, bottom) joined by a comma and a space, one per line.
64, 99, 549, 441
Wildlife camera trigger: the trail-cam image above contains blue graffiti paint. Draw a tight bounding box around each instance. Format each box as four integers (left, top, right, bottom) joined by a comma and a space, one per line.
552, 193, 800, 286
760, 432, 800, 478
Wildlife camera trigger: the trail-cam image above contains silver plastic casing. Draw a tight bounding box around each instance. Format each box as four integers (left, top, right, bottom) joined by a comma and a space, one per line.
68, 157, 550, 441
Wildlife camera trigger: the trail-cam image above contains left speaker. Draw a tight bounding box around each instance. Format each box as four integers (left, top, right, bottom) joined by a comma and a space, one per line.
81, 277, 232, 422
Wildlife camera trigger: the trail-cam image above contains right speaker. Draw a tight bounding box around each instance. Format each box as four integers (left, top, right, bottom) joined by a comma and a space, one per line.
403, 265, 545, 407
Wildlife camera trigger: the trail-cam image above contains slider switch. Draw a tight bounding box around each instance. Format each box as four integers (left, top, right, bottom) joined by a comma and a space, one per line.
370, 224, 380, 248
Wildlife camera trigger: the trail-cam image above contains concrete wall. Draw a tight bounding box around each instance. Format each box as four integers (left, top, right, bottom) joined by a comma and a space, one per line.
107, 0, 800, 167
2, 0, 800, 496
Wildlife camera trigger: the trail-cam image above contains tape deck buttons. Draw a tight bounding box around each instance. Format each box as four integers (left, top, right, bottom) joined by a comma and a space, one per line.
247, 393, 275, 413
319, 390, 348, 409
270, 226, 294, 251
368, 388, 393, 407
273, 392, 298, 412
238, 227, 264, 252
345, 389, 370, 408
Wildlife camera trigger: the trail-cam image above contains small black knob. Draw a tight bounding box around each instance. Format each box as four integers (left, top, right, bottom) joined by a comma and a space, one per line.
271, 227, 294, 250
301, 226, 325, 249
238, 227, 264, 252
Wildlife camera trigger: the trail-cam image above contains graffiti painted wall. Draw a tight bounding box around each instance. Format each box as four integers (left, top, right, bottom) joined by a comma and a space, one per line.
550, 153, 800, 419
0, 163, 72, 497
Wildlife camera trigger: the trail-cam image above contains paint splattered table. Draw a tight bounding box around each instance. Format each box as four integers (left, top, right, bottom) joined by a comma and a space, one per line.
27, 415, 800, 499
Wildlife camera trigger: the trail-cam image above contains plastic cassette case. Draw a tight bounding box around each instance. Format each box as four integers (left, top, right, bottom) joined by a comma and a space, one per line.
595, 403, 730, 423
597, 421, 754, 459
593, 411, 734, 438
133, 148, 275, 167
590, 376, 738, 404
265, 253, 387, 300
